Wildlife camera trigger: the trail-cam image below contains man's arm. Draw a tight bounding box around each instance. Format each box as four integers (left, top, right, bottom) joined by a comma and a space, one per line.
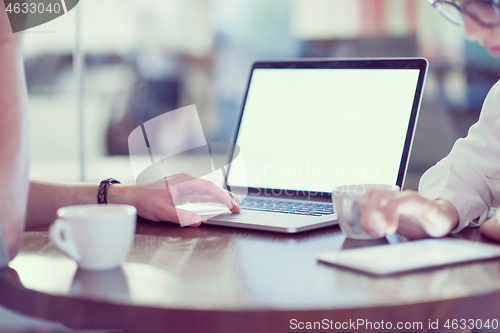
418, 81, 500, 232
26, 181, 107, 230
361, 80, 500, 240
26, 177, 241, 230
26, 181, 133, 230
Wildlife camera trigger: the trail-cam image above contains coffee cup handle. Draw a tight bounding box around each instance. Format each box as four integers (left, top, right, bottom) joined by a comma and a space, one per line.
49, 219, 80, 262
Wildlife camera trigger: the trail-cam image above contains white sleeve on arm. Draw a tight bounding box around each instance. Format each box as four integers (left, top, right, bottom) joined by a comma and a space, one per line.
419, 80, 500, 233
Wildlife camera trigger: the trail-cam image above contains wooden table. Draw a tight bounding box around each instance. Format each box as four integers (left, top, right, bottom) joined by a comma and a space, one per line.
1, 219, 500, 332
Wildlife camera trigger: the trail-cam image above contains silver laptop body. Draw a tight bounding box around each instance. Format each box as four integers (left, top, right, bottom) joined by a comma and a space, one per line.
206, 58, 428, 233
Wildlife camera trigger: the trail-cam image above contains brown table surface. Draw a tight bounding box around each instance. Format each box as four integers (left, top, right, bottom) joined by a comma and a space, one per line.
1, 218, 500, 332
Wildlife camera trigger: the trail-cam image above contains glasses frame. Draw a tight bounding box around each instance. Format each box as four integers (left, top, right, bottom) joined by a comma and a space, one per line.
428, 0, 500, 27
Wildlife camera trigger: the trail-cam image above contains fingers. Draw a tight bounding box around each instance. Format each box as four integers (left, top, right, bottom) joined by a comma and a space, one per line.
380, 191, 421, 234
396, 197, 455, 238
175, 208, 203, 227
141, 194, 204, 227
360, 189, 457, 239
360, 189, 397, 237
188, 195, 221, 203
187, 194, 239, 206
396, 214, 430, 239
179, 178, 241, 213
372, 191, 436, 238
131, 175, 242, 227
480, 216, 500, 242
226, 191, 242, 203
417, 204, 451, 237
159, 207, 203, 227
360, 189, 422, 238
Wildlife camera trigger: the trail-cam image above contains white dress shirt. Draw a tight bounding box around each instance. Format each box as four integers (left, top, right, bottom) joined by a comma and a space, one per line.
419, 79, 500, 232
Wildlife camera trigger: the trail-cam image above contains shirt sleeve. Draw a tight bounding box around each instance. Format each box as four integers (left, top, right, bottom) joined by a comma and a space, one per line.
419, 79, 500, 233
0, 227, 9, 268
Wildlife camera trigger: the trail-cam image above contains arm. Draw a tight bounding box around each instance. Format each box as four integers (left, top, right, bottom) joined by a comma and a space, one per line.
26, 177, 241, 230
26, 181, 102, 230
0, 7, 29, 260
361, 80, 500, 239
419, 80, 500, 231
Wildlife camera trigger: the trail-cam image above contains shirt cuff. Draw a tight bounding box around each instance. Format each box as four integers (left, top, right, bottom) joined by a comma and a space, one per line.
420, 188, 488, 234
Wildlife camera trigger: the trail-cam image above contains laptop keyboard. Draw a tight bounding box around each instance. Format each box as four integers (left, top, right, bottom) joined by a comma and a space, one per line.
239, 198, 334, 216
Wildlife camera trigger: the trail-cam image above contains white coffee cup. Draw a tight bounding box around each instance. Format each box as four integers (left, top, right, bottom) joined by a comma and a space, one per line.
332, 184, 400, 240
49, 204, 137, 270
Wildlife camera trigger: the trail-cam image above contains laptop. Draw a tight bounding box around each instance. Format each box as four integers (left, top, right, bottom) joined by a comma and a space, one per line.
204, 58, 428, 233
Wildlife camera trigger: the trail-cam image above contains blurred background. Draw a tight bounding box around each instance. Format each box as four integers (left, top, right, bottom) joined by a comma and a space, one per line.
24, 0, 500, 190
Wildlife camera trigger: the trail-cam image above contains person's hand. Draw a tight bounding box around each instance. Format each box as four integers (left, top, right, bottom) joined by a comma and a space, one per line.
360, 189, 459, 239
479, 214, 500, 242
109, 173, 241, 227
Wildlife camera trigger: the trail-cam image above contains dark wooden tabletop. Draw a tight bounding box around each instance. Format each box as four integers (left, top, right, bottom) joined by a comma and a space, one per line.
1, 218, 500, 332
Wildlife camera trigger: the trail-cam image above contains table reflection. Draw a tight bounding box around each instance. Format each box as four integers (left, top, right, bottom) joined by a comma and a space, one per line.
1, 222, 500, 331
70, 267, 130, 302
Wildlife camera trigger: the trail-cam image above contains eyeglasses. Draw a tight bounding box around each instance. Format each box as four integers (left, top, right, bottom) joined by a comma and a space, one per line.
428, 0, 500, 27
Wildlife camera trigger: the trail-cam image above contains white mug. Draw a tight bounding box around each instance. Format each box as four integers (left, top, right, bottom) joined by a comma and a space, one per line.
49, 204, 137, 270
332, 184, 400, 240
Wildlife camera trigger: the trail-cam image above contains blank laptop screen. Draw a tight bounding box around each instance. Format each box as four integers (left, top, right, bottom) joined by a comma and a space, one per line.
227, 66, 422, 194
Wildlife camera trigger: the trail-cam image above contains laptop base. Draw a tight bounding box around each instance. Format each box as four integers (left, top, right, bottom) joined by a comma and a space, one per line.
206, 210, 337, 233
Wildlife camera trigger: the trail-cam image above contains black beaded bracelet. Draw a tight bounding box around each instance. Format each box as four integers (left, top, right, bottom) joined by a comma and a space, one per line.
97, 178, 121, 204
